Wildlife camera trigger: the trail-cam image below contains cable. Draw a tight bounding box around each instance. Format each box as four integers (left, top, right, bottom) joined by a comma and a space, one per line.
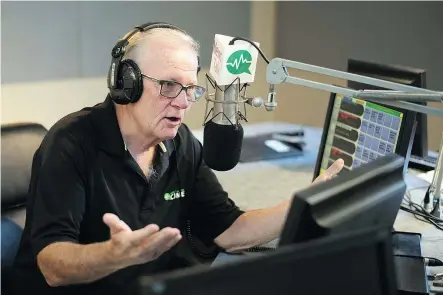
229, 37, 270, 64
399, 186, 443, 231
425, 257, 443, 267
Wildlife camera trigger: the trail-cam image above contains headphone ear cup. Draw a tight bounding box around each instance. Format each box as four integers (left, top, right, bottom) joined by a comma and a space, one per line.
110, 59, 143, 104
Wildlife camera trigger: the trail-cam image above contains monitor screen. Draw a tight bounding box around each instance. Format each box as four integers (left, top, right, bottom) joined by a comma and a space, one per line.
313, 93, 417, 179
320, 94, 403, 173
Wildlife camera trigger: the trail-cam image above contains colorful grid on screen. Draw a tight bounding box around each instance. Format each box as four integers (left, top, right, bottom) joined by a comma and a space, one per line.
354, 100, 403, 168
319, 94, 403, 175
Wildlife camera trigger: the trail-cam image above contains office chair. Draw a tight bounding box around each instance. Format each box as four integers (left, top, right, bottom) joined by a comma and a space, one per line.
1, 122, 47, 280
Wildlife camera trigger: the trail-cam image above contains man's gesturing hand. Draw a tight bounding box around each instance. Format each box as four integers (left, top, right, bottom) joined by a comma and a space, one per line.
102, 213, 182, 267
312, 158, 344, 185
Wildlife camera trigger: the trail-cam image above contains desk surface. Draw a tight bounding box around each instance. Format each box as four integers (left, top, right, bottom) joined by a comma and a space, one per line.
192, 122, 443, 267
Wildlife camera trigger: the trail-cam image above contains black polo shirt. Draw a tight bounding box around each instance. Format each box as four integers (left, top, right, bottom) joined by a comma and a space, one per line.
12, 96, 244, 295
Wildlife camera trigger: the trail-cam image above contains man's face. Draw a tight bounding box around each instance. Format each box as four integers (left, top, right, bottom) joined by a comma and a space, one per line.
129, 40, 199, 140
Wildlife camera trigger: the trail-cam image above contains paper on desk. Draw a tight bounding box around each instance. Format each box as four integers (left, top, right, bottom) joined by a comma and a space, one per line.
264, 139, 291, 153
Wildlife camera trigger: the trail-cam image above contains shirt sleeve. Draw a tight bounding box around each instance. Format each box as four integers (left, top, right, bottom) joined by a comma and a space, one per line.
29, 131, 87, 257
185, 131, 245, 246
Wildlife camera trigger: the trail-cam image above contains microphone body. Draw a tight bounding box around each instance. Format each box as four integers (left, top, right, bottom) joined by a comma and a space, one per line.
203, 121, 244, 171
203, 34, 260, 171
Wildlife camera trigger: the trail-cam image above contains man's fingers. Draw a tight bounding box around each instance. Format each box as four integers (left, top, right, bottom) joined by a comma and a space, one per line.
326, 158, 344, 178
312, 158, 344, 184
128, 224, 161, 243
103, 213, 132, 235
142, 228, 182, 257
165, 232, 182, 249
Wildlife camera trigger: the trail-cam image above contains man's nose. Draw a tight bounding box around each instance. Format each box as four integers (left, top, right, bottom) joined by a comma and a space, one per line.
171, 90, 190, 109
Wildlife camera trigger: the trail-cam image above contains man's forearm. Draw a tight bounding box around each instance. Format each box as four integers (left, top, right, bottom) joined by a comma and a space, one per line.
215, 200, 291, 252
37, 241, 126, 287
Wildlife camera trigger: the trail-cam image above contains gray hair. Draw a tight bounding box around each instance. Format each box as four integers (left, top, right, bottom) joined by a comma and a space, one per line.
122, 27, 200, 72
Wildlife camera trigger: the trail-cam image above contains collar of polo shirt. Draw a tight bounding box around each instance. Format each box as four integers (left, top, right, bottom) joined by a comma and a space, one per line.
123, 141, 167, 153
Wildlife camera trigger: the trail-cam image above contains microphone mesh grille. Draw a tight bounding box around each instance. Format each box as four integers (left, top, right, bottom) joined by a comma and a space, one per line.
203, 121, 244, 171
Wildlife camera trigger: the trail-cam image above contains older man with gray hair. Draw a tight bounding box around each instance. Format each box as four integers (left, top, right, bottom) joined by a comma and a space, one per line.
11, 22, 343, 295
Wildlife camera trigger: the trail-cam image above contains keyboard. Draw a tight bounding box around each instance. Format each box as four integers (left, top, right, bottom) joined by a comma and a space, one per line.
408, 154, 437, 172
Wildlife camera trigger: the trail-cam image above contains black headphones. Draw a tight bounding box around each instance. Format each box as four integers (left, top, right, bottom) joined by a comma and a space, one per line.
107, 22, 201, 105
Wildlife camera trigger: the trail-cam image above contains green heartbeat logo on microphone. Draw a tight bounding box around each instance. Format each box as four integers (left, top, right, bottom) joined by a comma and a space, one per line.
226, 50, 252, 75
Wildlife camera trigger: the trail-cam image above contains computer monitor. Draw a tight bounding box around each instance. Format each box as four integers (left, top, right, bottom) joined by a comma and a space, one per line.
280, 153, 406, 246
138, 227, 398, 295
312, 93, 417, 179
347, 58, 428, 158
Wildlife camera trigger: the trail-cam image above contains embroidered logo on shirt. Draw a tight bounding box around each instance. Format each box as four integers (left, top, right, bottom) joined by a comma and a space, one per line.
164, 189, 185, 201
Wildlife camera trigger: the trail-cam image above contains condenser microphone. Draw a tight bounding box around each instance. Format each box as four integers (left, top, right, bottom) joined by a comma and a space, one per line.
203, 34, 260, 171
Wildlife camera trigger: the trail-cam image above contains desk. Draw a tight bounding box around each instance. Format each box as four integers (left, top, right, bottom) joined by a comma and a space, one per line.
192, 122, 443, 275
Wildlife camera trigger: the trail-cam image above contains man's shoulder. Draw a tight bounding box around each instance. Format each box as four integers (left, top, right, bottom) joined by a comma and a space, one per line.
41, 103, 101, 152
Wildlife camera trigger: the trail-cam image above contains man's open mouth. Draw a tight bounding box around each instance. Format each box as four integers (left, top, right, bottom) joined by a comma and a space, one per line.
166, 117, 180, 122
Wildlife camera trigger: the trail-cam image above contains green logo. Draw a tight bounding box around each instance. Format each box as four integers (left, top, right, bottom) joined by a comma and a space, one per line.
226, 50, 252, 75
164, 189, 185, 201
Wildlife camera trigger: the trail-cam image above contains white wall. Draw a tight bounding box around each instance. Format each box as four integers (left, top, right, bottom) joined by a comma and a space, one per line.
1, 2, 277, 131
1, 77, 108, 130
1, 1, 251, 84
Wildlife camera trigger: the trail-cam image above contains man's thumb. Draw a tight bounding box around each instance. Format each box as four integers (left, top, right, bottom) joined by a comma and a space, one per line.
312, 158, 344, 184
103, 213, 131, 235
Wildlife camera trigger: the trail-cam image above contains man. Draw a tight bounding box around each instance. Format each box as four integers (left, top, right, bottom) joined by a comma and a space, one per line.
11, 23, 344, 294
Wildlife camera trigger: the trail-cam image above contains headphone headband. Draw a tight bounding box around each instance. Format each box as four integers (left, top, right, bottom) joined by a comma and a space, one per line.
108, 22, 185, 91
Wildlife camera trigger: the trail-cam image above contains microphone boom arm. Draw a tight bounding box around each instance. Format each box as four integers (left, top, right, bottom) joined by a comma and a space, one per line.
266, 57, 443, 117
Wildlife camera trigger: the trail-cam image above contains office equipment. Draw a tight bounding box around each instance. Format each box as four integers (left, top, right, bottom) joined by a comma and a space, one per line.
271, 129, 306, 148
239, 133, 304, 163
202, 34, 260, 171
392, 231, 423, 257
347, 58, 430, 162
138, 227, 398, 295
279, 153, 406, 246
410, 154, 439, 172
262, 51, 443, 223
279, 153, 432, 294
192, 122, 442, 293
394, 255, 429, 294
312, 93, 417, 178
198, 33, 443, 291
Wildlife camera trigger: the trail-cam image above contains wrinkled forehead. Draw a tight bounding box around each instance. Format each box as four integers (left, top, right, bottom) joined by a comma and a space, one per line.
141, 41, 199, 76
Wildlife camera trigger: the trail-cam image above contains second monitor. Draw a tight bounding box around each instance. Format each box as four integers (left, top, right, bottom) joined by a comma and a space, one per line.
347, 58, 428, 158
